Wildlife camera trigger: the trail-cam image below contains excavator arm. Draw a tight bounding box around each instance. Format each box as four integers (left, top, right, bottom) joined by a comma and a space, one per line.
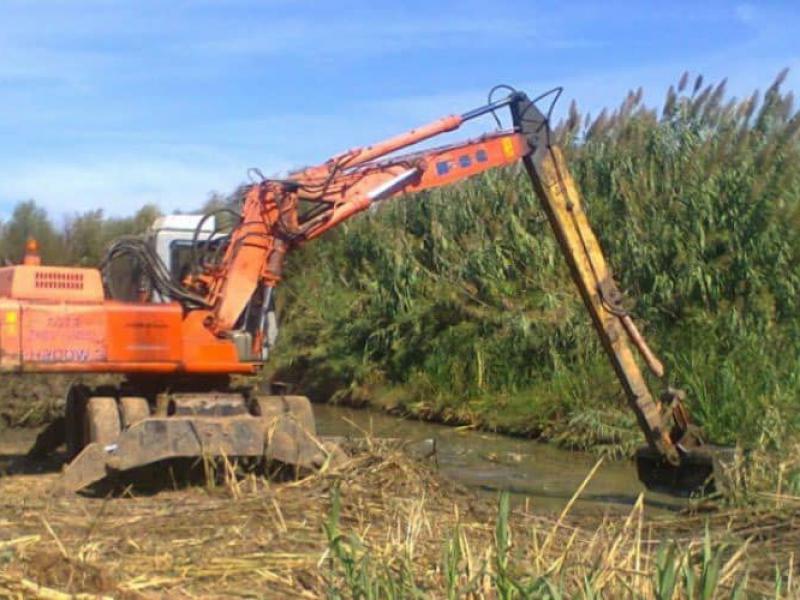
521, 133, 679, 465
186, 88, 727, 493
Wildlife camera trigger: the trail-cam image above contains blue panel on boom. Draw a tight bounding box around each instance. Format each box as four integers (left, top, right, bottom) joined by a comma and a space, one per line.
459, 155, 471, 168
436, 161, 450, 175
476, 149, 488, 162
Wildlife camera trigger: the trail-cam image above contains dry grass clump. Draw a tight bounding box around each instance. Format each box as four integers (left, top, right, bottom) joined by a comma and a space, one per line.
0, 440, 798, 599
0, 376, 72, 430
0, 375, 119, 430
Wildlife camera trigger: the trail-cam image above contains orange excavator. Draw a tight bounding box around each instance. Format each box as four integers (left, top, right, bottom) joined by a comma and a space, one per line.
4, 87, 731, 494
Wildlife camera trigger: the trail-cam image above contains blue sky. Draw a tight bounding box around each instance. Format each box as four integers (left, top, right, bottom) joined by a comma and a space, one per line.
1, 1, 798, 220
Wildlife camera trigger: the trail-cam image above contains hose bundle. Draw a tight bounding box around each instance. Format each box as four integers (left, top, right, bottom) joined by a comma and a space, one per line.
101, 235, 210, 308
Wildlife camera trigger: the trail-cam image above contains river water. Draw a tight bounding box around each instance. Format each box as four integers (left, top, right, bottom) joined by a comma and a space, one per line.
0, 404, 684, 513
314, 403, 684, 514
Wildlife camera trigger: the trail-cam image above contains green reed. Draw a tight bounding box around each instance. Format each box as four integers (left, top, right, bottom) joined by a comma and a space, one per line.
270, 71, 800, 456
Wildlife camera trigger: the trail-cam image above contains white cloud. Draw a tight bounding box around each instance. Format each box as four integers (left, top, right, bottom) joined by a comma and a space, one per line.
735, 4, 757, 25
0, 0, 797, 223
0, 152, 292, 219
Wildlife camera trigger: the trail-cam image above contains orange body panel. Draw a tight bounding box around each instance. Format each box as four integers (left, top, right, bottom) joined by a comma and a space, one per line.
0, 266, 256, 375
0, 265, 104, 303
180, 310, 245, 372
105, 302, 183, 363
22, 302, 108, 363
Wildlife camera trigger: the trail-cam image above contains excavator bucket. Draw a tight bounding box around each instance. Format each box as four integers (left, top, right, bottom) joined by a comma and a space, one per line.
53, 393, 339, 493
635, 444, 741, 497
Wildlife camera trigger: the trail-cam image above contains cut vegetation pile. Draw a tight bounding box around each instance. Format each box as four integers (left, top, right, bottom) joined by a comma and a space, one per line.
0, 375, 72, 430
0, 440, 798, 598
0, 375, 117, 430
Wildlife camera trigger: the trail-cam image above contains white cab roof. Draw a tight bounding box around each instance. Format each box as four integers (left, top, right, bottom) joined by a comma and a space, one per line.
150, 214, 216, 233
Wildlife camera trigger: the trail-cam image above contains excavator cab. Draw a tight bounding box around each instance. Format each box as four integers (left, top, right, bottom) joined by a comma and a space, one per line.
104, 215, 220, 303
150, 214, 217, 298
102, 214, 280, 361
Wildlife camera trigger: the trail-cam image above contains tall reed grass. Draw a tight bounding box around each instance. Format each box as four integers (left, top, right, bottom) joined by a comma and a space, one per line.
269, 71, 800, 458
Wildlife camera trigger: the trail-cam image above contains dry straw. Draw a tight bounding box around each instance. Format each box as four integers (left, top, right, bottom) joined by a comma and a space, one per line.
0, 438, 797, 598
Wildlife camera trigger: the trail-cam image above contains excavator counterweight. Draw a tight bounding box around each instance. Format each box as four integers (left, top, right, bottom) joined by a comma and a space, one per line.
9, 87, 734, 496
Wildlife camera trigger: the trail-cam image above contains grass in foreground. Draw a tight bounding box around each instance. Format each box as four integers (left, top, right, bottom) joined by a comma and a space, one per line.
0, 439, 798, 599
322, 458, 800, 599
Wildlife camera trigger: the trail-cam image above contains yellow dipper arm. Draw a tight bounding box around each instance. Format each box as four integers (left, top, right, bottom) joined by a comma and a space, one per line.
522, 142, 680, 465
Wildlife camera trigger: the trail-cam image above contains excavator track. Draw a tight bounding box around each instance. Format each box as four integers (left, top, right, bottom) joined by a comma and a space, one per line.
47, 385, 336, 493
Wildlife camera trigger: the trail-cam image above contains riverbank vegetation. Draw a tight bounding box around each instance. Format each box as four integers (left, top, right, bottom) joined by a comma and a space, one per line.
267, 71, 800, 459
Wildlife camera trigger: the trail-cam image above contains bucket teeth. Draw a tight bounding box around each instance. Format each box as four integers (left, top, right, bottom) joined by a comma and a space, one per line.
635, 445, 740, 497
55, 442, 112, 494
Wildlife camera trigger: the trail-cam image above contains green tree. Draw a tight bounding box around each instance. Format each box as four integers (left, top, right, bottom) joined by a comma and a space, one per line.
0, 200, 64, 264
63, 203, 162, 266
63, 209, 106, 266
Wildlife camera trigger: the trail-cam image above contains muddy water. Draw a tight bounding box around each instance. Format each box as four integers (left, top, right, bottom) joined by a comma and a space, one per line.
314, 404, 684, 513
1, 405, 682, 513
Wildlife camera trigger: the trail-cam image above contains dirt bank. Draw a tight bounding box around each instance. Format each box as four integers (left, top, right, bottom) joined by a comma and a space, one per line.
0, 375, 121, 430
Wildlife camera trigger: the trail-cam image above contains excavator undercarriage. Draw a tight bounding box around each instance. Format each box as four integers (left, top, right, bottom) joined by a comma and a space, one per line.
31, 381, 334, 493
